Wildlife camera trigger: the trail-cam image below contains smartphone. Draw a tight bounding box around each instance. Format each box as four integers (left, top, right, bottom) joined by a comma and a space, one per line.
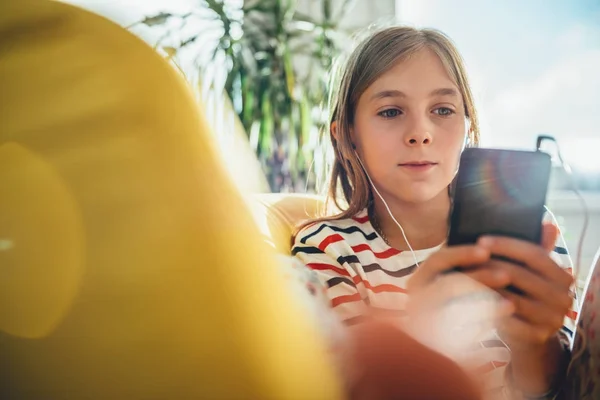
447, 148, 552, 246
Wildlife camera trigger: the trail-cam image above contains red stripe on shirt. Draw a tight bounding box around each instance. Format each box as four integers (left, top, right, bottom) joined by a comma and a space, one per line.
351, 243, 401, 259
351, 275, 407, 294
362, 280, 408, 294
306, 262, 350, 277
567, 310, 578, 320
318, 234, 345, 251
352, 215, 370, 224
331, 293, 363, 308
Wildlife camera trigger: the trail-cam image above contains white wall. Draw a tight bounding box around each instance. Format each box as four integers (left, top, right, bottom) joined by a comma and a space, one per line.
547, 191, 600, 288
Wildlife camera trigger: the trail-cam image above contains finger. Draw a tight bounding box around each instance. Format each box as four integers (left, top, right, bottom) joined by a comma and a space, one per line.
500, 290, 566, 331
497, 315, 554, 346
486, 259, 573, 311
541, 222, 559, 252
477, 236, 573, 288
461, 267, 512, 290
407, 246, 490, 290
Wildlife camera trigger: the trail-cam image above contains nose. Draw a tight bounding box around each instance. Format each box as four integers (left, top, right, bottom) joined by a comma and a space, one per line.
404, 130, 433, 146
403, 113, 434, 146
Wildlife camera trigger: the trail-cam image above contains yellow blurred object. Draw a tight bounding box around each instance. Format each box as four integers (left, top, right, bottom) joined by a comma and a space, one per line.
0, 143, 84, 339
0, 1, 342, 398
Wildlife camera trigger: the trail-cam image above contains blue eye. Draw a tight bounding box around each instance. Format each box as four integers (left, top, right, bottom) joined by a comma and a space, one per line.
378, 109, 402, 118
434, 107, 455, 116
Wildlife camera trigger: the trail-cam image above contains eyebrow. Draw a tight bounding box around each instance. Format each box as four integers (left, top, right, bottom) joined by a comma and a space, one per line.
370, 89, 405, 101
369, 87, 459, 101
430, 88, 459, 98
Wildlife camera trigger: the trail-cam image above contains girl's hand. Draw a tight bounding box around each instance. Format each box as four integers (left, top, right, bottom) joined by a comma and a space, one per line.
405, 245, 514, 361
476, 223, 574, 350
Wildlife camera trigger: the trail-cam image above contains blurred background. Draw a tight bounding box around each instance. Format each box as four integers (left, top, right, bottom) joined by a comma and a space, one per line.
61, 0, 599, 288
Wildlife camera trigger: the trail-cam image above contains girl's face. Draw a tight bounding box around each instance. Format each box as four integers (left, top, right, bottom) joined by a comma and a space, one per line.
351, 48, 468, 205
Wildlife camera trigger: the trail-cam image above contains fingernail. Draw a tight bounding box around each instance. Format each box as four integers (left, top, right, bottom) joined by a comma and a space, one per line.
478, 237, 494, 248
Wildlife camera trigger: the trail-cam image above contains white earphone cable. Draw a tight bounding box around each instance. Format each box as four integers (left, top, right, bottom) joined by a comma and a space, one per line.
355, 152, 421, 268
352, 121, 469, 269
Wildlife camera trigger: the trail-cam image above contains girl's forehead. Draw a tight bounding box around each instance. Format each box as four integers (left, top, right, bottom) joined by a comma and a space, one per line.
362, 49, 460, 100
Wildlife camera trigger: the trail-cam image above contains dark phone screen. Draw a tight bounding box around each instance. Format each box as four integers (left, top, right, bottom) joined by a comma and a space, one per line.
448, 148, 552, 245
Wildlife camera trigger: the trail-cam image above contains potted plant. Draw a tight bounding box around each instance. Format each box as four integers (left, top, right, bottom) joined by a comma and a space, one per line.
131, 0, 353, 192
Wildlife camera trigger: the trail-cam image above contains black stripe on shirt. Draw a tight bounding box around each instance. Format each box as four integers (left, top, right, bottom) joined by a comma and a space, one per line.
327, 276, 355, 289
363, 262, 417, 278
300, 224, 378, 244
337, 255, 360, 266
291, 246, 325, 256
561, 325, 574, 338
554, 246, 569, 255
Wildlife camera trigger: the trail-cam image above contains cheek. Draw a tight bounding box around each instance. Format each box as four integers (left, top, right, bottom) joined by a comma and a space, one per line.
362, 138, 401, 175
353, 117, 396, 161
438, 133, 465, 173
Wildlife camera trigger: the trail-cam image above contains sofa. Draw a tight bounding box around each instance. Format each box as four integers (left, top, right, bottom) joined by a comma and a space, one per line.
249, 193, 328, 254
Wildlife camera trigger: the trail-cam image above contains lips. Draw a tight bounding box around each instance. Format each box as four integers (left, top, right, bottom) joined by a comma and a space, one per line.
398, 161, 438, 172
398, 161, 438, 166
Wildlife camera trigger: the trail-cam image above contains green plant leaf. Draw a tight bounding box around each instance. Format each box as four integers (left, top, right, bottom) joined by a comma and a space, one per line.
282, 47, 295, 98
259, 92, 274, 157
137, 0, 350, 192
300, 89, 311, 148
140, 12, 173, 26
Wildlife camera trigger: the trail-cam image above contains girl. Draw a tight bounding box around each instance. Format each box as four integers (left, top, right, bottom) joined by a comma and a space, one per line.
292, 26, 578, 399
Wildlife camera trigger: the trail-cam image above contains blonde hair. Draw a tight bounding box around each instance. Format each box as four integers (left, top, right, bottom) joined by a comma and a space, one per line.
297, 26, 480, 235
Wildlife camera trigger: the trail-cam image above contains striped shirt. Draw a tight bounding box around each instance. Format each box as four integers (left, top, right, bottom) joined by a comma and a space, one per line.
292, 208, 578, 397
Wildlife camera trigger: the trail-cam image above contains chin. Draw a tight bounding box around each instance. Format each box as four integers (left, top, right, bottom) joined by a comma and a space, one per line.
396, 184, 449, 205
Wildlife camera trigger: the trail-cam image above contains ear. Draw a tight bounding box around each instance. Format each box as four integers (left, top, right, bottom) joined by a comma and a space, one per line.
330, 121, 338, 142
332, 121, 359, 150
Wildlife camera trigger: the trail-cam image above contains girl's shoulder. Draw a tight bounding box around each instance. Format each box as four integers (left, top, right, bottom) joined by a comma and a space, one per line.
293, 209, 374, 246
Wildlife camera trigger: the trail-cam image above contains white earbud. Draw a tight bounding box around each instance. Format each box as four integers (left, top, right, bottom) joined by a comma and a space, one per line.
354, 150, 421, 268
455, 118, 472, 175
461, 118, 472, 152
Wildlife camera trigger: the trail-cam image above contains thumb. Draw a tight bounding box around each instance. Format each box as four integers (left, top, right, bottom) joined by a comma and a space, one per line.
541, 222, 559, 252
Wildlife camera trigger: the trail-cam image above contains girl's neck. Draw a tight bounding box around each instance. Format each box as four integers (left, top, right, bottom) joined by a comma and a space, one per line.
371, 191, 451, 251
